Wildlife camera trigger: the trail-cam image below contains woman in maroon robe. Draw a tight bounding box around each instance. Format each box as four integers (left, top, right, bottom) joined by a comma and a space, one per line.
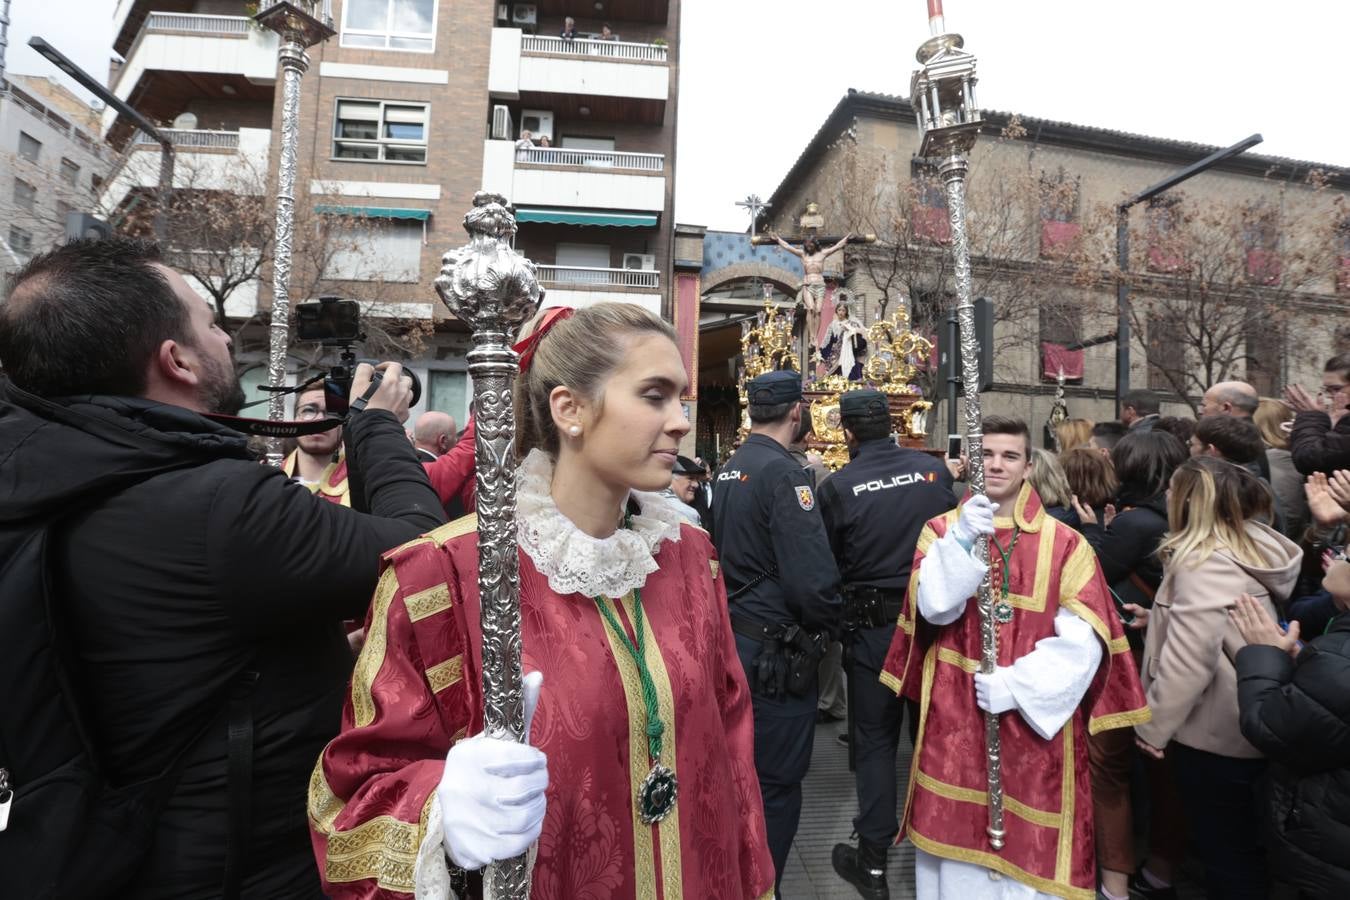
308, 303, 774, 899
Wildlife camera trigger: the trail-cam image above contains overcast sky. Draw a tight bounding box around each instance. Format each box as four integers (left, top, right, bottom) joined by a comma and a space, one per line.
8, 0, 1347, 234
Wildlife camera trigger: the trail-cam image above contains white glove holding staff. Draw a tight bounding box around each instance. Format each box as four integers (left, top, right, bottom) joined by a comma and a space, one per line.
951, 493, 997, 550
438, 670, 547, 870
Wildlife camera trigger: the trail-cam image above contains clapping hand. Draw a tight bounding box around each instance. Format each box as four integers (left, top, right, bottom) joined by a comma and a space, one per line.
1306, 472, 1350, 528
1283, 383, 1322, 413
1229, 592, 1301, 659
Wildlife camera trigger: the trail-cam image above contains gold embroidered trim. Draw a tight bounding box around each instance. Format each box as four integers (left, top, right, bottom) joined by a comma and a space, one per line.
322, 794, 435, 892
426, 513, 479, 548
325, 815, 420, 890
879, 669, 904, 696
1055, 723, 1075, 884
598, 594, 658, 900
623, 592, 684, 900
308, 759, 345, 835
1089, 707, 1152, 735
1029, 521, 1056, 612
351, 568, 401, 729
405, 584, 452, 622
426, 654, 464, 693
908, 831, 1094, 900
936, 647, 980, 674
912, 770, 1061, 829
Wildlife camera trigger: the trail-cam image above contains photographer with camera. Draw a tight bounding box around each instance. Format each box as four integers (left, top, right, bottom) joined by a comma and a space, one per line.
0, 239, 445, 898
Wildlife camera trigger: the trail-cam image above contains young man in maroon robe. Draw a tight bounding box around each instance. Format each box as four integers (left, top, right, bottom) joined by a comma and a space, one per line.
881, 416, 1149, 900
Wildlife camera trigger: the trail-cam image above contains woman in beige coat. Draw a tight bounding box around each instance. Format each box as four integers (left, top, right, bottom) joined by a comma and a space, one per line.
1135, 456, 1302, 899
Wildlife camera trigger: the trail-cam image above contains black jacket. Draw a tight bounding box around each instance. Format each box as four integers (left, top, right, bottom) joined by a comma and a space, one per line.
818, 438, 956, 591
1236, 614, 1350, 896
0, 386, 443, 898
1080, 492, 1168, 611
1290, 409, 1350, 476
711, 434, 841, 631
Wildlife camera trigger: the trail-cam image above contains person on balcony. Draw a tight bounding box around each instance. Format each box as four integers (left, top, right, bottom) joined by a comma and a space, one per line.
560, 16, 577, 40
600, 23, 617, 40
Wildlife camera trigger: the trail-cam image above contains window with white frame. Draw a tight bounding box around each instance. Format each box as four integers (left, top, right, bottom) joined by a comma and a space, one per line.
333, 99, 429, 163
18, 131, 41, 163
324, 217, 423, 283
341, 0, 436, 52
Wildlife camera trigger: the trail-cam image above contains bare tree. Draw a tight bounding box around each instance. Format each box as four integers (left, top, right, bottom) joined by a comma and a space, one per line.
825, 120, 1109, 397
1112, 179, 1341, 413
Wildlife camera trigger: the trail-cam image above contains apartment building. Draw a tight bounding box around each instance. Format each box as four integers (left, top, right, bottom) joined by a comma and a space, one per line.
0, 75, 110, 275
101, 0, 681, 423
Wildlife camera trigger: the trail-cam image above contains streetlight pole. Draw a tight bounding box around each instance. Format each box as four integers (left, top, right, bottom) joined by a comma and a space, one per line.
253, 2, 334, 465
1114, 133, 1263, 414
27, 36, 175, 241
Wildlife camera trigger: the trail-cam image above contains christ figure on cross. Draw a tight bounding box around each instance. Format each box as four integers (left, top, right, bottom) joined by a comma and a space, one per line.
768, 230, 854, 356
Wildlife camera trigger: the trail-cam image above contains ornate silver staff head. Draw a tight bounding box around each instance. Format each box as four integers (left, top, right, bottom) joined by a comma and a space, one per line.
435, 191, 542, 333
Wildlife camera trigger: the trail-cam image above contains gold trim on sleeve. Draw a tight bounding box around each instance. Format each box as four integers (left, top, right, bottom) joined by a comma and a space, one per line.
1089, 707, 1152, 734
426, 655, 464, 693
324, 815, 421, 891
405, 584, 452, 622
350, 567, 402, 729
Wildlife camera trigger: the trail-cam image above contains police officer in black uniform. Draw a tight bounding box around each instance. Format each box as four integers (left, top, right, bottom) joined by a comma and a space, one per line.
818, 389, 957, 900
712, 370, 842, 894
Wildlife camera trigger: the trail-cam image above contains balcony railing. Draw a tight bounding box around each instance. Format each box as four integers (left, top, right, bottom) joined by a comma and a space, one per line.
144, 12, 251, 36
516, 146, 665, 172
521, 35, 667, 62
536, 265, 659, 289
133, 129, 242, 150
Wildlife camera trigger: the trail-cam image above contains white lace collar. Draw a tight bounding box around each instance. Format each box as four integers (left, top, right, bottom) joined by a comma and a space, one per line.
516, 448, 685, 598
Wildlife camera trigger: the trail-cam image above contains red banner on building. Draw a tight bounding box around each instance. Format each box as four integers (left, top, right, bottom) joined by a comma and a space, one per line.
674, 272, 700, 399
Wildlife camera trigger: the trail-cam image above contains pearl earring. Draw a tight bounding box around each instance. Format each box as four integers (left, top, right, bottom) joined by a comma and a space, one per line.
569, 425, 581, 436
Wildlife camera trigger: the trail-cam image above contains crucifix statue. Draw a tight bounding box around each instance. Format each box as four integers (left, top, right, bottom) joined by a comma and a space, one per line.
751, 201, 874, 370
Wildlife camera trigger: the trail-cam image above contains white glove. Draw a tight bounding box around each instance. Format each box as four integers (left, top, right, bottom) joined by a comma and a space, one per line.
438, 670, 547, 870
974, 668, 1017, 714
951, 494, 997, 549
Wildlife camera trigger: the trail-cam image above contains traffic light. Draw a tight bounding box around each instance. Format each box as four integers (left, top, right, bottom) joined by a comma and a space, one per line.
65, 212, 112, 241
938, 296, 993, 396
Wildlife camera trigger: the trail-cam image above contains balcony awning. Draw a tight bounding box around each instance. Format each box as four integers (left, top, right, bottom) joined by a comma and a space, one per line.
515, 208, 658, 227
315, 205, 431, 221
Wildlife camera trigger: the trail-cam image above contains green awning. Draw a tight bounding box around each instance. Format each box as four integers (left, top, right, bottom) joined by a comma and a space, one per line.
315, 205, 431, 221
514, 208, 658, 227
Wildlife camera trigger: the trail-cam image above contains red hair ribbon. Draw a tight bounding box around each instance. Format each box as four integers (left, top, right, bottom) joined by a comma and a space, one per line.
512, 305, 575, 374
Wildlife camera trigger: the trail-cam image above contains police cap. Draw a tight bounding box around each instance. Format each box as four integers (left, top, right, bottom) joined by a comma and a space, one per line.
747, 370, 802, 405
839, 389, 888, 419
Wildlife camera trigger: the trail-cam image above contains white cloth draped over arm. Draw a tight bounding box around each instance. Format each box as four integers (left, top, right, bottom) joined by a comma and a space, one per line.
916, 529, 990, 626
1001, 608, 1103, 740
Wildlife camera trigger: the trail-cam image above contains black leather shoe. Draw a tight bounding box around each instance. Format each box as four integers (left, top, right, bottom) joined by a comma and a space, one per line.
1127, 871, 1178, 900
831, 840, 889, 900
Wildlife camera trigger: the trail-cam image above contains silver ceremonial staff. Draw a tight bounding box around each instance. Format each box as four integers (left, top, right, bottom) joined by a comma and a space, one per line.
254, 1, 334, 466
911, 0, 1006, 850
435, 192, 543, 898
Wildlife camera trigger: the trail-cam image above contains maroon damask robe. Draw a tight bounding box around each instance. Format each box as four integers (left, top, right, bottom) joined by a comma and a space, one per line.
309, 514, 775, 899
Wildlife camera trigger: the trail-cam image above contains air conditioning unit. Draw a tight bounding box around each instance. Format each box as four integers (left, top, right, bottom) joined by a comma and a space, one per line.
490, 105, 514, 140
520, 109, 553, 142
496, 3, 509, 26
511, 3, 537, 32
623, 253, 655, 271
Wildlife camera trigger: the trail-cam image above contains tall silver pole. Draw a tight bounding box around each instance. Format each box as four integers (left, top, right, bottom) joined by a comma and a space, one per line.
436, 192, 542, 899
940, 152, 1006, 850
254, 1, 334, 465
912, 0, 1006, 850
